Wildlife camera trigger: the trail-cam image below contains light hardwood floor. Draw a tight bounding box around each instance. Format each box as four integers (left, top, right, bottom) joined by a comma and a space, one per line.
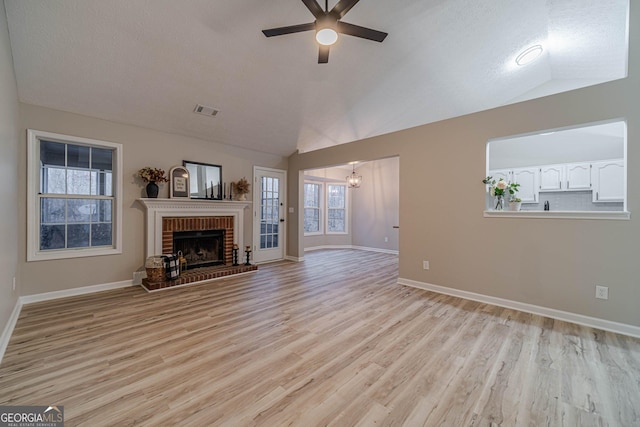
1, 249, 639, 426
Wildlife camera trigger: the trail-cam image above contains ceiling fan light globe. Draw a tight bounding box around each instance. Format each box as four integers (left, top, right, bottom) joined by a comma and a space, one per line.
316, 28, 338, 46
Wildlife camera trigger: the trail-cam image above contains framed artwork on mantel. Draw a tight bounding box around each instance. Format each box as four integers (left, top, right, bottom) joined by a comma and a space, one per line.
169, 166, 190, 199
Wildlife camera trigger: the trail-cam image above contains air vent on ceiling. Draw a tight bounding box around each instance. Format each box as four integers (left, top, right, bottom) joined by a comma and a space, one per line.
193, 104, 219, 117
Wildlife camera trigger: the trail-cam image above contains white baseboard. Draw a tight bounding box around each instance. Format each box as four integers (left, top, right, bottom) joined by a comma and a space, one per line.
351, 246, 399, 255
398, 278, 640, 339
20, 279, 134, 305
305, 245, 399, 255
0, 299, 23, 364
1, 280, 134, 365
304, 245, 349, 252
284, 255, 304, 262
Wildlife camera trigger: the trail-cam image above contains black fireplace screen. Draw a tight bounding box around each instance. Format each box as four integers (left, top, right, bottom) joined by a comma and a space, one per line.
173, 229, 225, 269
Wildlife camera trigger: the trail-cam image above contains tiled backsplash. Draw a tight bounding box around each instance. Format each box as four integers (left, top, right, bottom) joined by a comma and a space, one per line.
521, 191, 623, 211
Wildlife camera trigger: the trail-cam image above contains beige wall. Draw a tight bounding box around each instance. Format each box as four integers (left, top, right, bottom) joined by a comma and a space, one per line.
18, 103, 286, 295
351, 157, 399, 252
288, 2, 639, 327
0, 1, 19, 333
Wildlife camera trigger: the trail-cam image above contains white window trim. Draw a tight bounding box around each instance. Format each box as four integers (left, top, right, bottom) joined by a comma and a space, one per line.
27, 129, 123, 261
303, 181, 324, 236
325, 183, 348, 235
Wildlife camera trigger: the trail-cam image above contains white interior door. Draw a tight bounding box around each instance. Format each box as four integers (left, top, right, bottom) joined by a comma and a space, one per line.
253, 167, 286, 263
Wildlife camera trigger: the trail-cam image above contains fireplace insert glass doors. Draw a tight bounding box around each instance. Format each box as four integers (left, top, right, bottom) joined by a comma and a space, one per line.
173, 229, 225, 269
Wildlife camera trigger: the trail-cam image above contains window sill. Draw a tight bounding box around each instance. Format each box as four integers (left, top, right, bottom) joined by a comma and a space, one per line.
28, 247, 122, 262
483, 210, 630, 220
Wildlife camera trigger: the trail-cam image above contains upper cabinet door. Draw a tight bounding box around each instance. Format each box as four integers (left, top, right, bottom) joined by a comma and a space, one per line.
592, 160, 624, 202
539, 165, 564, 191
512, 167, 539, 203
490, 169, 511, 184
565, 163, 592, 190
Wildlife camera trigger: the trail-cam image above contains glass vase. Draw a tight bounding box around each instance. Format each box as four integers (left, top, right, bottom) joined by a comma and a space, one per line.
494, 195, 504, 210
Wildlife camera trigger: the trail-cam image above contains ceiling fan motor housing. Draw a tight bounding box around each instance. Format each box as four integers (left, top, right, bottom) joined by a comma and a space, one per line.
262, 0, 388, 63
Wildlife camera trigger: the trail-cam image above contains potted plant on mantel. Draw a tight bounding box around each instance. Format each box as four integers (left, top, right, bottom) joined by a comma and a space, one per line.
232, 177, 250, 201
138, 167, 168, 198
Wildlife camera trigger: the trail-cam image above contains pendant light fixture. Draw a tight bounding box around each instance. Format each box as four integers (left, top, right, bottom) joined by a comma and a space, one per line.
346, 164, 362, 188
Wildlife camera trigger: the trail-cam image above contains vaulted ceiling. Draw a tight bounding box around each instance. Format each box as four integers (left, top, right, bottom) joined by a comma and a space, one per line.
4, 0, 628, 157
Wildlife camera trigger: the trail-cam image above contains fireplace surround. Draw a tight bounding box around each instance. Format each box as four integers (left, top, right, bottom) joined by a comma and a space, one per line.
138, 199, 257, 291
138, 198, 250, 261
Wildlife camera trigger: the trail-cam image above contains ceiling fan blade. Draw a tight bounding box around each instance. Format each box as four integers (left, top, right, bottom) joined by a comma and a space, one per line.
262, 22, 316, 37
302, 0, 325, 19
330, 0, 360, 19
336, 21, 387, 42
318, 45, 330, 63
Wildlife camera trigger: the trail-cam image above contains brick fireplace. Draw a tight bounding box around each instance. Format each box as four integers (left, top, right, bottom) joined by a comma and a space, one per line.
162, 216, 234, 267
139, 199, 249, 260
138, 199, 255, 291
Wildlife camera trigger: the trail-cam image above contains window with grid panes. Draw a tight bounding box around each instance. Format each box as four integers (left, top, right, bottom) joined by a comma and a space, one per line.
303, 182, 323, 235
260, 176, 280, 248
326, 184, 347, 233
27, 130, 122, 261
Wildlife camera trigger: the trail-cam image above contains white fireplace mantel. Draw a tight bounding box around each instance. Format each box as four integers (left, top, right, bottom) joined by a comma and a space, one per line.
138, 198, 251, 258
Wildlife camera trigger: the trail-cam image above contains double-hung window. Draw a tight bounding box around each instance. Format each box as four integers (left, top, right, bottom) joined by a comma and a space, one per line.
27, 129, 123, 261
304, 182, 323, 235
326, 184, 347, 233
304, 181, 348, 236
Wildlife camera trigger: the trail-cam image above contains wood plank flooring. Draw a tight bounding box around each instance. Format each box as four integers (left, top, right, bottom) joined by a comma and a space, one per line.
1, 249, 639, 426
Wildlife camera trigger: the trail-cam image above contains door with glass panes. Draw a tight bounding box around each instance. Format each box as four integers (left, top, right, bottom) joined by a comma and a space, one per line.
252, 167, 286, 263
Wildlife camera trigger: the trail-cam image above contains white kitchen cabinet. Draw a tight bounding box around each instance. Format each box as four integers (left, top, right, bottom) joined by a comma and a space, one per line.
489, 168, 539, 203
512, 167, 539, 203
592, 160, 624, 202
489, 169, 511, 183
539, 165, 564, 191
565, 163, 592, 190
539, 163, 591, 191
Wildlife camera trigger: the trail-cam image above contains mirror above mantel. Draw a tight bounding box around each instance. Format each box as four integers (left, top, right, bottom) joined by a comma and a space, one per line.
183, 160, 222, 200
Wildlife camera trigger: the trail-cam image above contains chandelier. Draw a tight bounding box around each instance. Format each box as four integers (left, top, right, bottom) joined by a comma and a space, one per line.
346, 165, 362, 188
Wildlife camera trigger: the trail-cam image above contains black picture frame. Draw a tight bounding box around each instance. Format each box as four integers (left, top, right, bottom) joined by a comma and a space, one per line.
183, 160, 222, 199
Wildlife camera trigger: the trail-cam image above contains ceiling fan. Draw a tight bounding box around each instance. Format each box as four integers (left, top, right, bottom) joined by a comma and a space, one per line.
262, 0, 388, 64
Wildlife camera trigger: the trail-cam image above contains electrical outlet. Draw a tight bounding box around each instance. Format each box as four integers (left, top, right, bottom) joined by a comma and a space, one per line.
384, 237, 389, 242
595, 285, 609, 300
423, 261, 429, 270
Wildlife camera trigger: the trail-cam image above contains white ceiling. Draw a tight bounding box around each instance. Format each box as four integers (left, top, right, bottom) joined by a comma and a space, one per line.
4, 0, 628, 157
